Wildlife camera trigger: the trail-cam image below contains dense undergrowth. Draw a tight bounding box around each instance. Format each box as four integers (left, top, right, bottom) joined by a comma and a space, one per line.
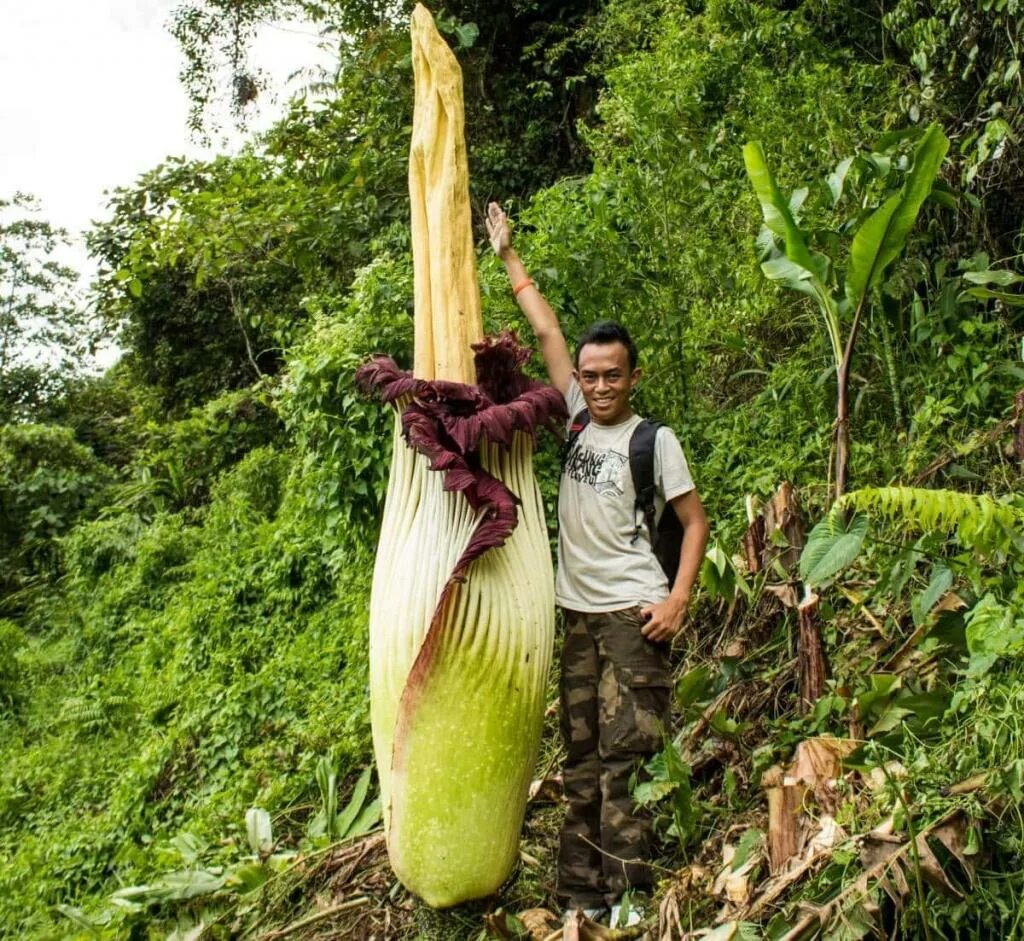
2, 0, 1024, 937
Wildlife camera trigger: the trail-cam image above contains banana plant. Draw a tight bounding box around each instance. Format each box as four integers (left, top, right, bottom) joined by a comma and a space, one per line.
743, 124, 949, 500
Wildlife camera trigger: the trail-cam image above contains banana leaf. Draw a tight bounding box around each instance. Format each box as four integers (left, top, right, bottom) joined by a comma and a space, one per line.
845, 123, 949, 312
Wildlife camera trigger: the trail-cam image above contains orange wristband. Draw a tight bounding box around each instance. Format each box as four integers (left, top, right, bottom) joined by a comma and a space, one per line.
512, 278, 535, 297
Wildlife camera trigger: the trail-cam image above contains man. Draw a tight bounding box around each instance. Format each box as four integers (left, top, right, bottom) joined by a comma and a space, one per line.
485, 202, 711, 924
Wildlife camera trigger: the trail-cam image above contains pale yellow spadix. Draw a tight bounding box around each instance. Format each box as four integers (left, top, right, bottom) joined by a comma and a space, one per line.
361, 2, 559, 910
409, 2, 482, 383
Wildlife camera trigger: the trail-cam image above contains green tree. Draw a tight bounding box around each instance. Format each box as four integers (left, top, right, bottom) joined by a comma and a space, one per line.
0, 194, 89, 421
169, 0, 598, 195
0, 423, 109, 601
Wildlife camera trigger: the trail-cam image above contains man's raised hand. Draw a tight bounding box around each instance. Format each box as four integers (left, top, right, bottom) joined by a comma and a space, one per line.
486, 201, 511, 258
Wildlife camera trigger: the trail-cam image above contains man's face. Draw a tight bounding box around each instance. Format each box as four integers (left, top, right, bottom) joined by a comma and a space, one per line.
575, 341, 639, 426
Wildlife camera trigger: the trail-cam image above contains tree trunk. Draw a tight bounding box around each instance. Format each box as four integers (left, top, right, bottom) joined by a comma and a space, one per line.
798, 591, 828, 711
762, 481, 804, 575
763, 764, 803, 874
743, 516, 765, 573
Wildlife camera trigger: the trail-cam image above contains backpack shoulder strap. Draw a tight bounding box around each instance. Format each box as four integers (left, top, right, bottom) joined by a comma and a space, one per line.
561, 407, 591, 472
628, 419, 662, 544
569, 408, 591, 441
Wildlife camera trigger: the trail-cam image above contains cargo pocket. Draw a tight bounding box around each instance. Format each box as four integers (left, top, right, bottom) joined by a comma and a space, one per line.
598, 657, 672, 756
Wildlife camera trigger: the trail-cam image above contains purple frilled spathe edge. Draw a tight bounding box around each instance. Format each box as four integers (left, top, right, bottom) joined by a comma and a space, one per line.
356, 330, 567, 579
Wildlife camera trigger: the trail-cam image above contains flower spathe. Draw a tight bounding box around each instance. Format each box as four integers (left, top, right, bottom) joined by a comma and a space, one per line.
356, 331, 566, 906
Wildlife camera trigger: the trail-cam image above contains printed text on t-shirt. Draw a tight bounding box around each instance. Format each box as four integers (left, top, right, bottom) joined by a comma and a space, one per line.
563, 445, 627, 496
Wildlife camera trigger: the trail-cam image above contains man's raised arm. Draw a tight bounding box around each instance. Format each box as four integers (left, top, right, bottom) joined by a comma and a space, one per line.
486, 202, 573, 395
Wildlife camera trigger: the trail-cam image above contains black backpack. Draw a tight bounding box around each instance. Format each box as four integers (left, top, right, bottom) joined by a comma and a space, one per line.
564, 408, 685, 587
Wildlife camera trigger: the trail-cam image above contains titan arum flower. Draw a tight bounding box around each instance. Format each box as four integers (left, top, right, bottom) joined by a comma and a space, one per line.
355, 4, 565, 908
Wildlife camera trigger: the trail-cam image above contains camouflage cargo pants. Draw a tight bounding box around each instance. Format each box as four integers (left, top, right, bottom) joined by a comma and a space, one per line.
556, 607, 672, 908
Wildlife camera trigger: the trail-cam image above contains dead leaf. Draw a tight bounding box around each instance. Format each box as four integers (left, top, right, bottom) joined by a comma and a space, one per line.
560, 909, 629, 941
765, 583, 799, 608
944, 772, 989, 796
859, 837, 909, 904
519, 848, 542, 868
913, 833, 963, 898
804, 815, 845, 857
724, 869, 753, 906
935, 591, 967, 612
484, 910, 531, 940
788, 737, 859, 788
930, 815, 976, 884
712, 845, 736, 896
868, 816, 897, 839
722, 640, 746, 658
658, 888, 682, 941
518, 908, 561, 940
528, 776, 563, 803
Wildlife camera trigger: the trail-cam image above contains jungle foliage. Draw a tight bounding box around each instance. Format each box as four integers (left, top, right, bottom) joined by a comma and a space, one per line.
2, 0, 1024, 938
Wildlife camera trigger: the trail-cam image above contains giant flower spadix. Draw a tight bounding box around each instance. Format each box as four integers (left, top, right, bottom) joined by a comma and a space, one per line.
354, 4, 565, 909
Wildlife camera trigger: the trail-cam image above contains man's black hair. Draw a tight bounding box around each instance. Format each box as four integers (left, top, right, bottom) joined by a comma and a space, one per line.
574, 320, 638, 371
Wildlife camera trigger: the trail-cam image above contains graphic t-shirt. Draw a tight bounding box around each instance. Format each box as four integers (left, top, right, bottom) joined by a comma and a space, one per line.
554, 380, 696, 612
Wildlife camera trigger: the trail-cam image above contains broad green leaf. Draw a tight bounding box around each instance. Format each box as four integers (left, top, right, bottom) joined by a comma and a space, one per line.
633, 778, 678, 804
845, 123, 949, 311
898, 690, 951, 725
827, 156, 854, 205
760, 255, 819, 296
228, 861, 270, 893
705, 542, 729, 576
742, 142, 818, 274
676, 665, 713, 710
664, 743, 695, 842
113, 869, 228, 904
961, 286, 1024, 307
710, 710, 742, 738
911, 564, 952, 627
867, 704, 913, 736
799, 512, 868, 588
454, 22, 479, 48
170, 832, 206, 865
346, 796, 382, 839
855, 673, 901, 717
965, 594, 1024, 676
731, 828, 763, 870
334, 765, 372, 838
961, 269, 1024, 287
744, 141, 841, 363
315, 754, 338, 837
874, 125, 926, 152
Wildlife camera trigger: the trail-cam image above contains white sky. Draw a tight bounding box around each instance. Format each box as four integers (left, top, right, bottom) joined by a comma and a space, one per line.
1, 0, 334, 275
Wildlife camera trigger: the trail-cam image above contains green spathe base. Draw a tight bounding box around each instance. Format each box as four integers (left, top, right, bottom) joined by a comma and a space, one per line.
367, 427, 555, 907
386, 625, 544, 905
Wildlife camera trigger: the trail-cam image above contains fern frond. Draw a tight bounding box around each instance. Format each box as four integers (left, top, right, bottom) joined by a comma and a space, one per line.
836, 487, 1023, 554
60, 694, 134, 732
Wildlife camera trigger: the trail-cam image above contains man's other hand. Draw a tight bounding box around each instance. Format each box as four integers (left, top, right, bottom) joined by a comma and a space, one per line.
639, 595, 686, 643
486, 201, 512, 257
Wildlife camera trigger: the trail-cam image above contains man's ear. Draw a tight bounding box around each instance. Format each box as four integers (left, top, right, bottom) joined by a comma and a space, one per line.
630, 368, 642, 388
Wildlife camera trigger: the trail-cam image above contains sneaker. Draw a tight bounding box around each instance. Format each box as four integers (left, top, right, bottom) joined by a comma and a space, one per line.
562, 905, 608, 925
609, 894, 644, 928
